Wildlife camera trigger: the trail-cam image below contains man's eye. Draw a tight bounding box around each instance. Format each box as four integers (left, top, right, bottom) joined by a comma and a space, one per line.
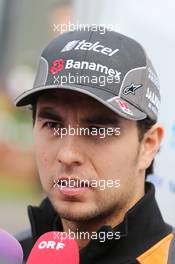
89, 126, 106, 131
44, 121, 60, 130
89, 126, 99, 131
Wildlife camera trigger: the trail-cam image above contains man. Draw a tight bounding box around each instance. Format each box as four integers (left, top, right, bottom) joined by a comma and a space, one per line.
15, 28, 174, 263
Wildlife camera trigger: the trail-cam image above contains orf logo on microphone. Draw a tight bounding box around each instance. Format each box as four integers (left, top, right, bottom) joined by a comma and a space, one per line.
38, 240, 65, 250
26, 232, 79, 264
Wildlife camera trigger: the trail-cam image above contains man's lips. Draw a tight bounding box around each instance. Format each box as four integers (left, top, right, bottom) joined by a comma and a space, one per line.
53, 177, 92, 188
53, 177, 91, 196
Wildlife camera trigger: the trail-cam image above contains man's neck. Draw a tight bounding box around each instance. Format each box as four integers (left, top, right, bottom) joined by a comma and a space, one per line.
60, 204, 131, 250
60, 215, 123, 250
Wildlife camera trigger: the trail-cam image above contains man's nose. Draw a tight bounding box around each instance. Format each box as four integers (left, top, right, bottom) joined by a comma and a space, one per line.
55, 134, 85, 167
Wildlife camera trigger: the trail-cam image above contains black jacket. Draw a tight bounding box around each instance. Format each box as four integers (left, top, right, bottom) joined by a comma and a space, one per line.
18, 182, 172, 263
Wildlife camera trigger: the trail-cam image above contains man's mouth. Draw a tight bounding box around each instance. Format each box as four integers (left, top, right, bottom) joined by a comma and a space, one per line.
53, 178, 91, 196
54, 178, 91, 188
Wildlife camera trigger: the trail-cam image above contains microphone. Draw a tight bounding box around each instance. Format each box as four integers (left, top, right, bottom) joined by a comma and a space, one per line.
0, 228, 23, 264
26, 231, 79, 264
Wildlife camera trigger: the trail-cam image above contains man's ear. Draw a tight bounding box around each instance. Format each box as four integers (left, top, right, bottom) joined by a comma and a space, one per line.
138, 123, 164, 170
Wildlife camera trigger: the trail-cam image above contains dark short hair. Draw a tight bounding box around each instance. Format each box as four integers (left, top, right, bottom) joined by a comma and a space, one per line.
31, 103, 156, 178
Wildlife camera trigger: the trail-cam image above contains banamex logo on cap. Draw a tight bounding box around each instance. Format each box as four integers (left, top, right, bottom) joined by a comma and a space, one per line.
50, 59, 64, 75
49, 57, 121, 82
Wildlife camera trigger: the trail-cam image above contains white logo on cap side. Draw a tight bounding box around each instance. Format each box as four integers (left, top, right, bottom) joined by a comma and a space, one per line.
148, 67, 160, 90
145, 87, 160, 115
61, 40, 119, 56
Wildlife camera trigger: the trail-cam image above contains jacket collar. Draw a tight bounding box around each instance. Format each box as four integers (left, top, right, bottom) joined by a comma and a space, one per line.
28, 182, 172, 263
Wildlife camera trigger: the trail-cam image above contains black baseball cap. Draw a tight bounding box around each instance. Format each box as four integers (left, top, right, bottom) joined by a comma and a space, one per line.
15, 28, 160, 121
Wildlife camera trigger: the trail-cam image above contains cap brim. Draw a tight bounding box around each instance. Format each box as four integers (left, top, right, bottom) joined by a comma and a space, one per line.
15, 84, 147, 121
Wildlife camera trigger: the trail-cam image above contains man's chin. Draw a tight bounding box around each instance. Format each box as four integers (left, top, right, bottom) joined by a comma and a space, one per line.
57, 207, 98, 221
53, 204, 100, 222
48, 195, 101, 221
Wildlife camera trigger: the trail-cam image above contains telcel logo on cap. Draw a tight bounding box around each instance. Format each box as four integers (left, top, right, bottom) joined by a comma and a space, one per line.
61, 40, 119, 56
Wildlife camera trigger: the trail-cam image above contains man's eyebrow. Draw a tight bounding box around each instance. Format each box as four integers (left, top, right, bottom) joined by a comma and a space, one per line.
37, 107, 121, 124
37, 107, 63, 121
82, 115, 121, 125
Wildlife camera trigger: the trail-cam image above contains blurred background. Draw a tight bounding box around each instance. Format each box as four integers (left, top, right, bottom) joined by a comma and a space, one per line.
0, 0, 175, 235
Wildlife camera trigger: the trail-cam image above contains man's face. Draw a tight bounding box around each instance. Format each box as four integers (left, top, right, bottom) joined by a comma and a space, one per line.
33, 90, 144, 223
